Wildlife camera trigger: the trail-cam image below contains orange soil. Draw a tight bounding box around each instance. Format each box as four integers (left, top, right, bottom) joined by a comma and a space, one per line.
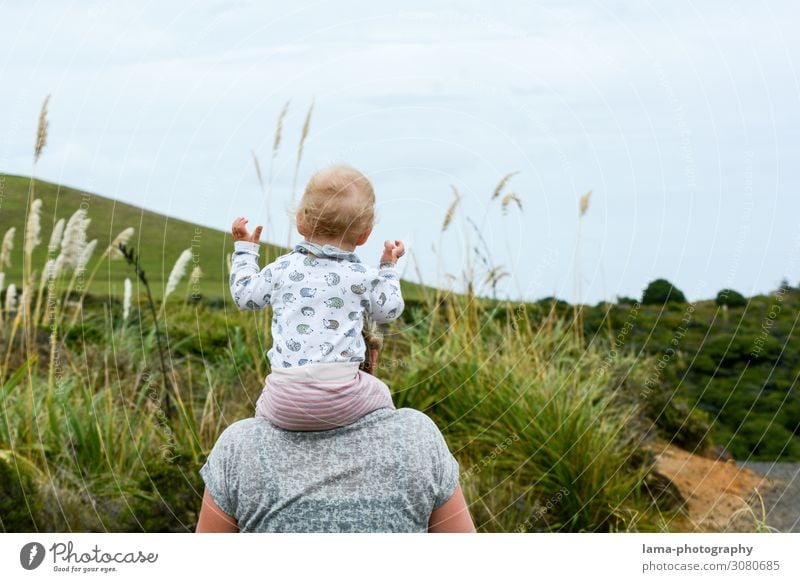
646, 440, 772, 532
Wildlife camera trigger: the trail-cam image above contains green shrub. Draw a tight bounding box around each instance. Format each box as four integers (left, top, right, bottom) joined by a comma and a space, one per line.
642, 279, 687, 305
646, 394, 713, 453
616, 296, 639, 305
731, 419, 800, 459
130, 453, 204, 532
0, 451, 44, 532
715, 289, 747, 308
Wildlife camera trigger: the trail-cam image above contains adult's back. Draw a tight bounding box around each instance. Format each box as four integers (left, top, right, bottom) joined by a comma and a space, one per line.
198, 407, 471, 532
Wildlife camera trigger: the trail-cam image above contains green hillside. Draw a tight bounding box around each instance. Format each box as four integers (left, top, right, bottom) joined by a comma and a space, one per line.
0, 174, 427, 301
0, 174, 246, 299
581, 290, 800, 461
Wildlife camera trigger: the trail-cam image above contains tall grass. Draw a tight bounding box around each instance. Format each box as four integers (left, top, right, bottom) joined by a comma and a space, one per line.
1, 244, 271, 530
388, 293, 659, 532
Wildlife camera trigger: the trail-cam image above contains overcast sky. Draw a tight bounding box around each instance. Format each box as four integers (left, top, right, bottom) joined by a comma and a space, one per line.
1, 0, 798, 303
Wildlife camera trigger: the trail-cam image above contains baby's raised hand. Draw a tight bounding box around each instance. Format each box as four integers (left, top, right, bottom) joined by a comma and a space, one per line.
380, 240, 405, 266
232, 217, 263, 243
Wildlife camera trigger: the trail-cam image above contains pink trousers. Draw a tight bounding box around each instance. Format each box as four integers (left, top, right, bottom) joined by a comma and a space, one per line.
255, 361, 395, 431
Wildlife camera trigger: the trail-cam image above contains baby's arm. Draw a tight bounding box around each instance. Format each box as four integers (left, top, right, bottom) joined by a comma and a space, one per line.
369, 266, 404, 323
229, 217, 273, 310
368, 240, 405, 324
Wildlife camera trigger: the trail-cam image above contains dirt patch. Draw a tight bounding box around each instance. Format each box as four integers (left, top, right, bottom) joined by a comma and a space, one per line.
645, 440, 772, 532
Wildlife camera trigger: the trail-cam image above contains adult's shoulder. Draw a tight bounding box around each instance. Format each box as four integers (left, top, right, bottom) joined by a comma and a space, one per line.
211, 411, 449, 450
384, 408, 451, 445
391, 407, 446, 431
211, 417, 273, 451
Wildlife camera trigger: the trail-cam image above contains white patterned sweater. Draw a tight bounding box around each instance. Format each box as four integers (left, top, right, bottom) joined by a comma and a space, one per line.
230, 241, 404, 368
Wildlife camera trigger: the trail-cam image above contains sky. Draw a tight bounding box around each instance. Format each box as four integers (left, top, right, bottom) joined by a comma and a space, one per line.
1, 0, 799, 304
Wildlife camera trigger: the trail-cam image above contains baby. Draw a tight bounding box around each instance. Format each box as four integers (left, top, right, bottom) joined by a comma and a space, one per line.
229, 164, 405, 430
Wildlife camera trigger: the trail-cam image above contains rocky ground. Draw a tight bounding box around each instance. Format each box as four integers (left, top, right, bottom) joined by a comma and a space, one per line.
738, 461, 800, 533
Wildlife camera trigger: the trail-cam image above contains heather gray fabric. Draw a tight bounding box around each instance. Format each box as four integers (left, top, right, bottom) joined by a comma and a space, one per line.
199, 408, 459, 532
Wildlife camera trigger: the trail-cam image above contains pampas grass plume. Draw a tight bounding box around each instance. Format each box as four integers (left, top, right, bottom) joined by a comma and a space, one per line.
492, 172, 519, 200
442, 186, 461, 232
60, 209, 91, 268
579, 190, 592, 217
34, 95, 50, 163
188, 265, 203, 288
76, 240, 98, 274
165, 249, 192, 298
501, 192, 522, 215
25, 199, 43, 255
5, 283, 17, 313
123, 278, 132, 321
273, 100, 290, 157
1, 228, 15, 268
298, 99, 314, 161
19, 283, 32, 315
107, 227, 135, 259
43, 256, 63, 282
48, 218, 65, 254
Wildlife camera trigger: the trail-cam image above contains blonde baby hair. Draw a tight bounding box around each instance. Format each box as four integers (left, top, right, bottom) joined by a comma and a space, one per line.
296, 164, 376, 245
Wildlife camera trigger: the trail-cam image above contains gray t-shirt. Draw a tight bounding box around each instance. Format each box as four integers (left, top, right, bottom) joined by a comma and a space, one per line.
199, 408, 459, 532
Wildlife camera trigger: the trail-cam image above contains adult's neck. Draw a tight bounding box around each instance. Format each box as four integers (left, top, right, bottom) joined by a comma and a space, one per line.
303, 235, 358, 252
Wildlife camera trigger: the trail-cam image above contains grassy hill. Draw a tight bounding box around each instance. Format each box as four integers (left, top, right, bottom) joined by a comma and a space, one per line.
0, 174, 427, 301
581, 292, 800, 461
0, 173, 251, 299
